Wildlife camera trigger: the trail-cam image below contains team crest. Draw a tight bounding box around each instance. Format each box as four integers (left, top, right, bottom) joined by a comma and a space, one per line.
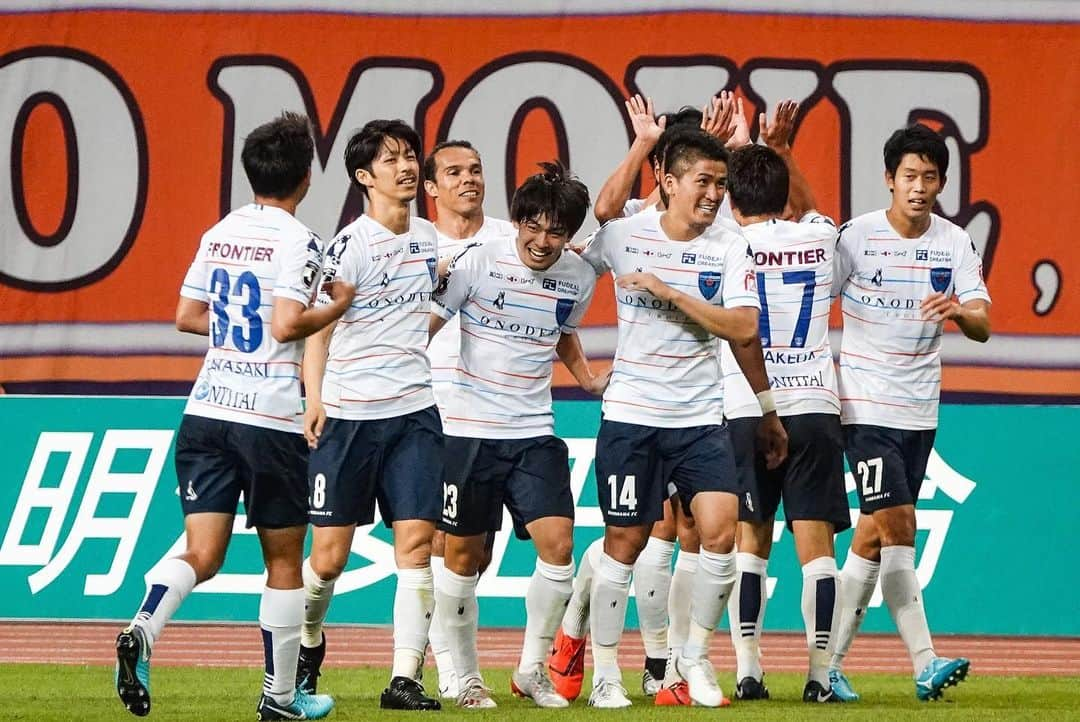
555, 298, 576, 327
698, 271, 722, 300
426, 257, 437, 284
930, 267, 953, 293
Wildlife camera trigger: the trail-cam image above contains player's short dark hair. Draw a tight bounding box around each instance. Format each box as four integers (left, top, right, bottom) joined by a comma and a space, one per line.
662, 130, 729, 179
241, 111, 314, 199
510, 161, 591, 238
344, 119, 423, 197
727, 144, 789, 217
423, 140, 478, 183
883, 123, 949, 178
649, 105, 704, 166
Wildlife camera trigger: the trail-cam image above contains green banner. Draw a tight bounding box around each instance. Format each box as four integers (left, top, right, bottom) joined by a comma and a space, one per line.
0, 397, 1074, 635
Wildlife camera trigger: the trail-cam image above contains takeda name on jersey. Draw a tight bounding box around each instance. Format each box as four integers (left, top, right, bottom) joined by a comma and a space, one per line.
581, 212, 759, 428
834, 210, 991, 430
432, 237, 596, 438
180, 204, 323, 433
723, 213, 840, 419
319, 215, 439, 420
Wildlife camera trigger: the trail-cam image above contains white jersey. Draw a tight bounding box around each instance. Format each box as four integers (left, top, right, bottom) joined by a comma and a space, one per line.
581, 211, 759, 428
622, 195, 740, 233
428, 216, 516, 410
319, 214, 439, 421
722, 212, 840, 419
834, 210, 991, 430
181, 203, 323, 433
432, 237, 596, 439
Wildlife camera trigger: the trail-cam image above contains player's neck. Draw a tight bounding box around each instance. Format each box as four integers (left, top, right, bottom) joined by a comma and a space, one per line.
732, 207, 775, 227
435, 209, 484, 240
885, 206, 931, 239
253, 195, 299, 216
366, 198, 411, 234
659, 210, 705, 242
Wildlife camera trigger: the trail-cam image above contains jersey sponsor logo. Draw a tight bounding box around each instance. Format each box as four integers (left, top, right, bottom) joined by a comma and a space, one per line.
926, 249, 953, 263
698, 271, 722, 300
681, 252, 697, 264
477, 315, 559, 338
184, 480, 198, 501
206, 242, 274, 262
858, 294, 920, 312
493, 291, 506, 309
542, 278, 557, 291
193, 380, 210, 400
769, 370, 826, 389
620, 293, 681, 312
930, 267, 953, 293
916, 249, 929, 261
426, 257, 437, 283
641, 248, 671, 259
870, 269, 883, 286
201, 384, 259, 411
361, 290, 433, 308
878, 249, 908, 258
409, 241, 420, 253
764, 349, 817, 364
624, 245, 640, 254
555, 298, 576, 327
207, 359, 269, 377
753, 248, 826, 267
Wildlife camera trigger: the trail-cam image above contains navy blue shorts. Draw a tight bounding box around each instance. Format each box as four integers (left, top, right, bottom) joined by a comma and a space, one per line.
593, 419, 738, 527
307, 406, 444, 527
174, 414, 308, 529
844, 424, 936, 513
729, 414, 850, 532
438, 435, 573, 540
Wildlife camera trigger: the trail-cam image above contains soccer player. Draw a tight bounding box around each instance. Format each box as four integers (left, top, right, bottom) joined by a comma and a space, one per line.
297, 119, 444, 711
720, 106, 849, 703
429, 162, 604, 709
828, 123, 990, 701
114, 112, 350, 720
577, 131, 787, 708
422, 140, 515, 699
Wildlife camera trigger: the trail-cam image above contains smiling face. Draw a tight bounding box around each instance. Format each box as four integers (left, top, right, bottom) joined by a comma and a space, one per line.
424, 145, 485, 217
514, 214, 570, 271
663, 156, 727, 230
356, 136, 419, 204
887, 152, 945, 225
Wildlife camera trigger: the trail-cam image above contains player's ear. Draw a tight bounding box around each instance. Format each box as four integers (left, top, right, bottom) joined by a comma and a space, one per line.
939, 173, 947, 191
355, 167, 374, 188
662, 171, 677, 197
884, 169, 894, 193
424, 179, 438, 198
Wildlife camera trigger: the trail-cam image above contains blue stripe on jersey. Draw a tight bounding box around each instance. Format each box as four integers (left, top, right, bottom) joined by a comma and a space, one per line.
394, 271, 431, 281
882, 278, 929, 285
499, 299, 550, 313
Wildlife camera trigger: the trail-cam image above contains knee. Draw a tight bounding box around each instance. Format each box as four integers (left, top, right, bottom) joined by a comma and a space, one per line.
877, 511, 916, 547
699, 528, 736, 555
652, 516, 677, 542
605, 529, 649, 564
543, 537, 574, 567
396, 537, 432, 569
184, 548, 226, 584
309, 548, 348, 581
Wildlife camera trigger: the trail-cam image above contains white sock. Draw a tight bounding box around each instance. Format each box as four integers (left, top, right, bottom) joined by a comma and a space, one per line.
428, 556, 457, 691
682, 549, 736, 660
667, 550, 698, 664
801, 556, 839, 686
880, 545, 935, 675
259, 586, 304, 704
728, 552, 767, 681
392, 566, 435, 680
302, 558, 337, 648
590, 553, 632, 684
131, 557, 197, 649
563, 537, 603, 638
633, 537, 674, 660
519, 559, 574, 674
435, 567, 480, 684
830, 552, 879, 669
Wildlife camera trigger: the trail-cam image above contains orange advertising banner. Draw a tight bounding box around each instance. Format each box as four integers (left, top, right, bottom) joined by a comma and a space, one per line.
1, 5, 1078, 397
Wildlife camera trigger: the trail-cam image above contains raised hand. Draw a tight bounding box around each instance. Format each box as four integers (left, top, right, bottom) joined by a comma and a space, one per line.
759, 99, 800, 152
727, 95, 751, 148
701, 91, 736, 144
626, 94, 666, 145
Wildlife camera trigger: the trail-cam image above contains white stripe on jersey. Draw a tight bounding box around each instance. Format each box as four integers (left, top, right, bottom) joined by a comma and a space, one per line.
722, 213, 840, 419
834, 210, 991, 430
432, 236, 596, 439
181, 203, 323, 433
319, 215, 439, 421
581, 211, 759, 428
428, 216, 516, 411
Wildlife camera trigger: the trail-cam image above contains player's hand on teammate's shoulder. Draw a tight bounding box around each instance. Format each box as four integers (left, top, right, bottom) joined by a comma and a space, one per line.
756, 412, 789, 470
760, 99, 799, 153
919, 292, 960, 323
303, 400, 328, 450
616, 271, 671, 300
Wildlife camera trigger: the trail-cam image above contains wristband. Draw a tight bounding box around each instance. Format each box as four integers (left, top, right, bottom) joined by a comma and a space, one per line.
756, 389, 777, 415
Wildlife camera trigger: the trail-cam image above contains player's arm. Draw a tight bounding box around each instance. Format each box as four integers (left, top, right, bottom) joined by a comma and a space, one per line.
175, 297, 209, 336
556, 332, 611, 396
728, 336, 788, 469
301, 321, 335, 449
760, 100, 815, 219
921, 297, 991, 342
616, 272, 759, 343
595, 95, 666, 223
272, 280, 356, 343
428, 313, 449, 341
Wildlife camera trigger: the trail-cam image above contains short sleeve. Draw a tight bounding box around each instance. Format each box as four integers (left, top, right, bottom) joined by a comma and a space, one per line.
954, 232, 991, 305
274, 230, 323, 305
832, 221, 855, 299
720, 235, 760, 309
560, 268, 597, 333
579, 224, 611, 275
622, 197, 647, 217
432, 244, 479, 320
800, 211, 836, 227
179, 237, 209, 302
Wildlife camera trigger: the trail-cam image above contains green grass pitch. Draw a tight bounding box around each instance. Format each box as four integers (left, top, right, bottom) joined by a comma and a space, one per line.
5, 664, 1078, 721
